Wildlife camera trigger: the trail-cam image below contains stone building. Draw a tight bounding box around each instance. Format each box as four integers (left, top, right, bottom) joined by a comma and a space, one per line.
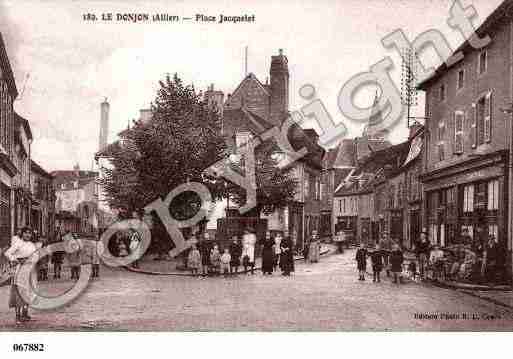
12, 114, 32, 233
30, 160, 55, 239
0, 33, 18, 247
417, 0, 513, 278
209, 49, 325, 251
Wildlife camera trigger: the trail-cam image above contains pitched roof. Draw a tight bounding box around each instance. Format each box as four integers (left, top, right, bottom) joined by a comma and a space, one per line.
31, 160, 52, 178
0, 33, 18, 98
15, 113, 33, 141
333, 139, 356, 168
226, 73, 270, 103
352, 140, 411, 177
223, 108, 273, 136
418, 0, 513, 89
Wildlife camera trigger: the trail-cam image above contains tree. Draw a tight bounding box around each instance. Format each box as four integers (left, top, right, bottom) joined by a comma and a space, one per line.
227, 139, 297, 217
98, 73, 298, 251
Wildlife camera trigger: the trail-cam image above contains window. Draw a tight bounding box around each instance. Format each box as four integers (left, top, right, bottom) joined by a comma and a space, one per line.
73, 181, 79, 189
463, 185, 474, 213
478, 50, 487, 74
304, 173, 310, 199
487, 179, 499, 210
235, 131, 251, 149
339, 199, 342, 213
61, 183, 65, 190
473, 92, 492, 147
457, 69, 465, 90
489, 224, 498, 241
439, 84, 446, 101
454, 111, 464, 154
437, 120, 445, 161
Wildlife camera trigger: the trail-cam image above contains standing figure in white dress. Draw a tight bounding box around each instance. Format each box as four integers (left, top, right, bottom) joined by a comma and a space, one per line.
4, 227, 38, 324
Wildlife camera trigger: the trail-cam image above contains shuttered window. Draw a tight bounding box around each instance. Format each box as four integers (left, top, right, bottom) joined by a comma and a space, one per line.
471, 105, 477, 148
484, 91, 492, 143
487, 179, 499, 210
454, 111, 464, 154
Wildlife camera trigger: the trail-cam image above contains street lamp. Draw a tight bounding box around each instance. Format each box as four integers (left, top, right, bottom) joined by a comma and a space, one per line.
500, 105, 513, 286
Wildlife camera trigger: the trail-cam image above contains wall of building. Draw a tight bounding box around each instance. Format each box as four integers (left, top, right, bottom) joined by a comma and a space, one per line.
425, 19, 511, 172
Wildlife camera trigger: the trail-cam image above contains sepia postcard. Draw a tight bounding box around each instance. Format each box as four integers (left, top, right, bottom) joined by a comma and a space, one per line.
0, 0, 513, 353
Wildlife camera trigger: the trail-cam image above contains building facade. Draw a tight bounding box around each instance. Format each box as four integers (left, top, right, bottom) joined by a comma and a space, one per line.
418, 1, 513, 278
30, 160, 55, 238
52, 166, 99, 234
0, 33, 18, 247
209, 49, 325, 251
12, 114, 32, 233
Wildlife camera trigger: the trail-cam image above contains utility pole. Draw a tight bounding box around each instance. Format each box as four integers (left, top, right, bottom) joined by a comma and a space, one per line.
400, 47, 418, 128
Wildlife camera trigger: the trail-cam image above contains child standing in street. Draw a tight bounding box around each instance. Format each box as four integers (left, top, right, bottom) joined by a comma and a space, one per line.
220, 248, 231, 277
355, 243, 368, 281
210, 244, 221, 275
390, 244, 404, 284
91, 241, 101, 279
187, 244, 201, 275
370, 244, 384, 283
68, 245, 82, 280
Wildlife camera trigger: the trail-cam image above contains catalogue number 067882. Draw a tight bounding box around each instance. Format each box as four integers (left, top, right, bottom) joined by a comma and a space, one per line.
12, 343, 45, 352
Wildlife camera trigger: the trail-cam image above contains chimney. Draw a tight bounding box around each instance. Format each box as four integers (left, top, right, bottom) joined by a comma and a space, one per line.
204, 83, 224, 117
139, 109, 152, 124
73, 163, 80, 177
99, 98, 109, 152
269, 48, 289, 126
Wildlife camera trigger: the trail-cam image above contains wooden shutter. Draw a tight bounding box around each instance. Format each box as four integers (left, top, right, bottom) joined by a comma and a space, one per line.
484, 91, 492, 142
471, 105, 477, 148
454, 111, 464, 154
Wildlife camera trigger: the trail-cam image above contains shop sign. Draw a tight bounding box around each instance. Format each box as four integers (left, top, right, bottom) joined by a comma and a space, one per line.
424, 165, 502, 191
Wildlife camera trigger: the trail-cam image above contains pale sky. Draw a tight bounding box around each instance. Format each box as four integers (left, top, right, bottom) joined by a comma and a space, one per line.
0, 0, 503, 172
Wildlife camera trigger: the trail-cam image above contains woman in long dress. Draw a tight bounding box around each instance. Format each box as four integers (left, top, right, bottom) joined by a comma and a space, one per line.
280, 233, 294, 276
242, 228, 257, 274
308, 230, 320, 263
261, 231, 275, 275
4, 227, 38, 324
273, 233, 282, 271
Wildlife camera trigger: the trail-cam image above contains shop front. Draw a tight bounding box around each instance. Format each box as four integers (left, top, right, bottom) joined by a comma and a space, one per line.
421, 151, 508, 282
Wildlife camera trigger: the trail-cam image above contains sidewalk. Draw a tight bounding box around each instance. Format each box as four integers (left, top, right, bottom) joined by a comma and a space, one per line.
126, 244, 333, 276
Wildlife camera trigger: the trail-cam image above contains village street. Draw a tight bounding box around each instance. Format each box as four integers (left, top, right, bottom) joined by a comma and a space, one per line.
1, 250, 512, 331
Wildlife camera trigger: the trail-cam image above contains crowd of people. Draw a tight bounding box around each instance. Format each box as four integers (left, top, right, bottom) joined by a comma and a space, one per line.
183, 227, 299, 277
352, 227, 506, 285
414, 228, 506, 284
1, 226, 102, 324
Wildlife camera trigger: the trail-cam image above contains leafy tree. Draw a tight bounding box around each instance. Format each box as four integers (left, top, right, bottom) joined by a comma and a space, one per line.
98, 73, 298, 251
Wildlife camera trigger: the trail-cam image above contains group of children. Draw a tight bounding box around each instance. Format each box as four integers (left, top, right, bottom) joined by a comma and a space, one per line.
187, 242, 246, 277
35, 233, 101, 281
355, 243, 405, 284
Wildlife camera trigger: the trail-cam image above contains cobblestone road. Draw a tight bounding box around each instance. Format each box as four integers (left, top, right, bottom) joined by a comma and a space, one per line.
1, 250, 512, 331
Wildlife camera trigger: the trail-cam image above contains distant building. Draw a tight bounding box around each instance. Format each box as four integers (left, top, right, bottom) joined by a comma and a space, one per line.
212, 49, 325, 249
52, 165, 99, 234
30, 160, 55, 238
12, 113, 32, 233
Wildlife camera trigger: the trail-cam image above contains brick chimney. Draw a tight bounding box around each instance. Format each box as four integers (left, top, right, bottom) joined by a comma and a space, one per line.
269, 49, 289, 126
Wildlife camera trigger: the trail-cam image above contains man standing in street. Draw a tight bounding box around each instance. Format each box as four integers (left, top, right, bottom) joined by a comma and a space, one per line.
379, 231, 392, 277
416, 230, 431, 281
